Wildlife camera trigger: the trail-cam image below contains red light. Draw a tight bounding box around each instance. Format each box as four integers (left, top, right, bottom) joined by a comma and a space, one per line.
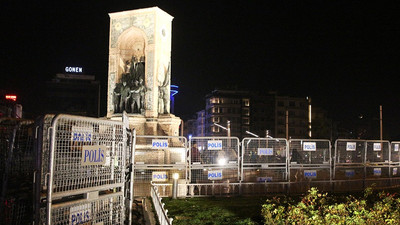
5, 95, 17, 101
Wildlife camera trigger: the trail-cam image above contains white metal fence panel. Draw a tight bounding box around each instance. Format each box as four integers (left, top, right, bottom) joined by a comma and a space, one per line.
135, 135, 187, 166
48, 115, 127, 197
334, 139, 366, 165
0, 118, 35, 225
133, 135, 187, 197
48, 192, 125, 225
189, 137, 240, 184
391, 142, 400, 164
241, 137, 288, 183
366, 140, 390, 164
289, 139, 331, 166
288, 139, 331, 192
242, 138, 287, 165
134, 167, 186, 197
34, 114, 131, 224
151, 185, 173, 225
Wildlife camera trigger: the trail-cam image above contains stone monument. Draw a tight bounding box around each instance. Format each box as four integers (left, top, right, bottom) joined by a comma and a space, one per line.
108, 7, 181, 136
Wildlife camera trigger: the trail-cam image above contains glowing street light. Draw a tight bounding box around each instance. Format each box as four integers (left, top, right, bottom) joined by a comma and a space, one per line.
245, 130, 259, 138
172, 173, 179, 199
213, 120, 230, 137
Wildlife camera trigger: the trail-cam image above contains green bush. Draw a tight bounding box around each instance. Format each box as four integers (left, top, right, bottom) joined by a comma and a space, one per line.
261, 187, 400, 224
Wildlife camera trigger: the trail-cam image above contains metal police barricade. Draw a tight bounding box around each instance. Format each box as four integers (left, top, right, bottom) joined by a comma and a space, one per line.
188, 137, 240, 196
0, 118, 34, 225
390, 141, 400, 186
365, 140, 391, 188
133, 135, 187, 197
333, 139, 366, 192
289, 139, 331, 193
34, 114, 130, 224
241, 137, 288, 194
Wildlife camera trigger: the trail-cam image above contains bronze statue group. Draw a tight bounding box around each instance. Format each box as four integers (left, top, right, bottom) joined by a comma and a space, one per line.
113, 55, 146, 114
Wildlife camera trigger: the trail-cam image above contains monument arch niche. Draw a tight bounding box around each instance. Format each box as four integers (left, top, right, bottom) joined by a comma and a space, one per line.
113, 27, 147, 114
108, 7, 180, 136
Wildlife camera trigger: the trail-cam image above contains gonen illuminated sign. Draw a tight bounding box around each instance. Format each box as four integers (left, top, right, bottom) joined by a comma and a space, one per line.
65, 66, 83, 73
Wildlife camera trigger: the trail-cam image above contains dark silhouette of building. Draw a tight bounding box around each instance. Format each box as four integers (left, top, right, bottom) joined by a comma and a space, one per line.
45, 73, 100, 117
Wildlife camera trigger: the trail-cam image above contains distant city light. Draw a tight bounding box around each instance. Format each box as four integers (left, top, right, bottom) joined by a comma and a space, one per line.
5, 95, 17, 101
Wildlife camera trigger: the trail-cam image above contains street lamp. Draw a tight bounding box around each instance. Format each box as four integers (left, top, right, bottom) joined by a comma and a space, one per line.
172, 173, 179, 199
245, 130, 259, 138
213, 120, 230, 137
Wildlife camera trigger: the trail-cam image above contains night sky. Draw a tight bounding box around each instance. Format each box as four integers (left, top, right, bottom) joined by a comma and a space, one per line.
1, 1, 400, 137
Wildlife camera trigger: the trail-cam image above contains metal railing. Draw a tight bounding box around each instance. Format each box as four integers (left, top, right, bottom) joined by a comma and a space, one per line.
151, 183, 173, 225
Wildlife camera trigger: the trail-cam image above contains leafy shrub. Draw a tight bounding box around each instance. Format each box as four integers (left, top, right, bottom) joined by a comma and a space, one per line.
261, 187, 400, 224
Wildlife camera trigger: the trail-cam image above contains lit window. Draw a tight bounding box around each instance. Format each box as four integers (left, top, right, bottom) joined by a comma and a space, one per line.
211, 98, 220, 104
212, 107, 220, 113
212, 126, 220, 133
243, 108, 250, 116
243, 99, 250, 106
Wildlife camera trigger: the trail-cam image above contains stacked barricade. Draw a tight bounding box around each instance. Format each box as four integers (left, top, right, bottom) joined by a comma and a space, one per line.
0, 118, 35, 225
133, 135, 187, 197
33, 114, 132, 224
241, 137, 288, 194
333, 139, 366, 192
365, 140, 391, 188
288, 139, 332, 193
188, 137, 240, 196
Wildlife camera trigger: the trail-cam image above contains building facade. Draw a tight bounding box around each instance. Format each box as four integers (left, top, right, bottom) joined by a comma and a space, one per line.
186, 89, 315, 140
45, 73, 101, 117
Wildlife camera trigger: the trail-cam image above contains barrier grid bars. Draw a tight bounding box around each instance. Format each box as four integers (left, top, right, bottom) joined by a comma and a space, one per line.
134, 135, 187, 166
49, 192, 125, 224
127, 129, 136, 225
189, 137, 240, 183
49, 115, 126, 195
33, 114, 55, 225
334, 139, 366, 165
365, 140, 390, 164
151, 184, 173, 225
46, 114, 127, 224
289, 139, 331, 166
288, 139, 332, 183
133, 168, 186, 197
133, 135, 187, 195
365, 140, 391, 180
0, 119, 35, 225
333, 139, 366, 180
391, 141, 400, 164
240, 137, 288, 182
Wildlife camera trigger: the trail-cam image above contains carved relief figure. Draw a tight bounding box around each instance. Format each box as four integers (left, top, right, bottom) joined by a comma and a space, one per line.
158, 61, 171, 114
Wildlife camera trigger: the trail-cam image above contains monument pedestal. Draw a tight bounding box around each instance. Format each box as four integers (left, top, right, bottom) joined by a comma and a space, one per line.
110, 114, 181, 136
